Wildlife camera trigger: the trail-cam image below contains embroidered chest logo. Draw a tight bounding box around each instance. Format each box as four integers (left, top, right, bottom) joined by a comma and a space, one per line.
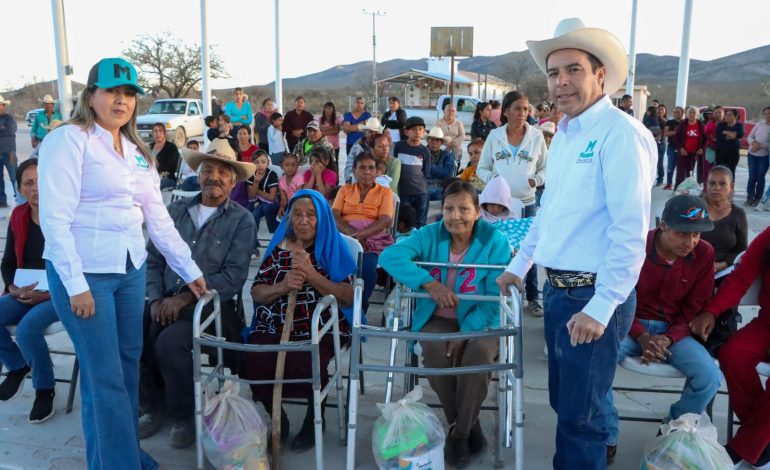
687, 129, 698, 137
577, 140, 597, 163
134, 154, 150, 170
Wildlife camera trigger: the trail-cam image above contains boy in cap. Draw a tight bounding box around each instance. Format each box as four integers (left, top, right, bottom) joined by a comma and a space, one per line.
394, 116, 431, 226
604, 194, 720, 463
497, 17, 657, 469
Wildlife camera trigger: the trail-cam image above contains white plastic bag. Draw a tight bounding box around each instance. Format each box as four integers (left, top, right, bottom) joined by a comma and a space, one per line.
675, 176, 701, 195
202, 381, 269, 470
372, 385, 446, 470
641, 412, 732, 470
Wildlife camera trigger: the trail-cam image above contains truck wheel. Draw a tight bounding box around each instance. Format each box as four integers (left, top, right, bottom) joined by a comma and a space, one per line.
174, 127, 187, 148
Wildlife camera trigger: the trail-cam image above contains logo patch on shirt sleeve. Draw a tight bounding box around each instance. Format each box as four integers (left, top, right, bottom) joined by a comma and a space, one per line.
577, 140, 597, 163
134, 154, 150, 170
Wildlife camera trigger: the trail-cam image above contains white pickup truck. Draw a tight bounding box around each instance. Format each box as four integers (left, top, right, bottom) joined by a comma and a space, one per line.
403, 95, 479, 134
137, 98, 204, 147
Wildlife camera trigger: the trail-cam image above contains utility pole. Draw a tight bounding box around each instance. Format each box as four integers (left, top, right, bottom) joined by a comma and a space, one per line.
626, 0, 638, 97
50, 0, 73, 119
363, 9, 385, 116
676, 0, 694, 108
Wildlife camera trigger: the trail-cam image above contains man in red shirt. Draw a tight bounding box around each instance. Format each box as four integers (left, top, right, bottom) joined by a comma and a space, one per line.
282, 96, 314, 151
604, 195, 720, 461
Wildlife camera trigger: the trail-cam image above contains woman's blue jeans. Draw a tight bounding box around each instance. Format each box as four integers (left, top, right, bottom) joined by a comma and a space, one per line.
747, 154, 769, 202
46, 259, 159, 470
252, 201, 279, 234
523, 204, 539, 302
0, 295, 58, 389
666, 145, 677, 185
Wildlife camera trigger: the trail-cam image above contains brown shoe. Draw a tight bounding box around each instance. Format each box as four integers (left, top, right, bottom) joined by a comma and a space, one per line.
607, 445, 617, 465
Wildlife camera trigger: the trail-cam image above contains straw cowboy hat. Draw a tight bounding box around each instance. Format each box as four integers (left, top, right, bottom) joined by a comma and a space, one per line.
358, 117, 383, 133
0, 95, 10, 106
182, 138, 256, 183
41, 95, 55, 104
427, 127, 451, 143
527, 17, 628, 95
535, 121, 556, 135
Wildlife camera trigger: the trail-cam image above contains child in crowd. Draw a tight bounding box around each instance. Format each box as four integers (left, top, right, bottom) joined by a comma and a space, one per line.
374, 159, 392, 189
302, 147, 337, 199
248, 150, 280, 235
395, 205, 417, 241
459, 138, 486, 193
205, 115, 219, 142
479, 176, 521, 222
267, 112, 288, 167
395, 117, 431, 227
278, 153, 302, 218
179, 140, 201, 191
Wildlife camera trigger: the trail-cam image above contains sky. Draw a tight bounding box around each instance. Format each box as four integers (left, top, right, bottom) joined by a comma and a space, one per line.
2, 0, 769, 92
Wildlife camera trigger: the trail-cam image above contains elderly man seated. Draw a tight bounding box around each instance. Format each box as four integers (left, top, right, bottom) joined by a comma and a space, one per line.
138, 138, 257, 449
240, 189, 356, 453
603, 195, 721, 464
426, 127, 456, 201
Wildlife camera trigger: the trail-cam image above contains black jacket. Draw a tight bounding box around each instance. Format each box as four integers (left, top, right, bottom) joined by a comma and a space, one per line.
155, 141, 180, 177
382, 108, 407, 140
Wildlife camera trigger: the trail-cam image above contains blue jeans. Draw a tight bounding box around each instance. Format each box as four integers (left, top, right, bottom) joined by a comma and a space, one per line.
252, 201, 279, 234
604, 319, 721, 446
747, 154, 769, 202
428, 185, 444, 201
180, 176, 200, 191
523, 204, 539, 302
270, 151, 285, 167
159, 177, 177, 190
402, 193, 428, 227
0, 152, 18, 204
542, 283, 636, 470
0, 296, 58, 389
46, 259, 159, 470
360, 252, 378, 323
656, 142, 667, 184
665, 145, 677, 185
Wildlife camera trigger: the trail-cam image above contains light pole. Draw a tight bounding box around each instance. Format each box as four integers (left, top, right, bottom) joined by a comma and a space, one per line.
363, 9, 385, 116
50, 0, 73, 119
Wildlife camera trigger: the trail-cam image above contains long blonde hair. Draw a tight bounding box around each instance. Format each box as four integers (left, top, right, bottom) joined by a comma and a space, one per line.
68, 86, 154, 165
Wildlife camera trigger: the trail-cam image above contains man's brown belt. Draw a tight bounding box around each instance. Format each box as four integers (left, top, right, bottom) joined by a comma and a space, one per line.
545, 268, 597, 288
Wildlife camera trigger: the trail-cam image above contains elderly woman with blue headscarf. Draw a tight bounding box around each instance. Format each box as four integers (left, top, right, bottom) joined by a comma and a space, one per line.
240, 189, 356, 453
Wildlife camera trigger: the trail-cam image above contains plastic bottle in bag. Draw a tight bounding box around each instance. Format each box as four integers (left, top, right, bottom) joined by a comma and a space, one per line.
372, 385, 446, 470
641, 412, 732, 470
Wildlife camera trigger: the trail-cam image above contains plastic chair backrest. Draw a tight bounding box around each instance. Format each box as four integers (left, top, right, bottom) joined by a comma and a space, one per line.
733, 251, 761, 306
340, 233, 364, 276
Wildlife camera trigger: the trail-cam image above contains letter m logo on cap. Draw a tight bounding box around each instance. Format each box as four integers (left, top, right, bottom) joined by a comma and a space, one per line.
114, 64, 132, 80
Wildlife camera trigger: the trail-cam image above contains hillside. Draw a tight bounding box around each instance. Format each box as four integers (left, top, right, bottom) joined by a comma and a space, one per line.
6, 45, 770, 121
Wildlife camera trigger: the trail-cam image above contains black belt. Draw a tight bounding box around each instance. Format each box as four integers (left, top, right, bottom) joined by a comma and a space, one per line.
545, 268, 597, 288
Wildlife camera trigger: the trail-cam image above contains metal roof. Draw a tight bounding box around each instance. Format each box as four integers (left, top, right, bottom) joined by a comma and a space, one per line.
375, 69, 474, 85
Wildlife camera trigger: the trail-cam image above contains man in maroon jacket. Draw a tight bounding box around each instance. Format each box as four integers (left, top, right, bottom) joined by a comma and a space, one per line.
282, 96, 314, 151
603, 194, 721, 462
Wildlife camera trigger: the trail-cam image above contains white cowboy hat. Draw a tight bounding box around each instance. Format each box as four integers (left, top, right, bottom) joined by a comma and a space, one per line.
427, 127, 450, 142
358, 117, 383, 133
0, 95, 10, 106
42, 95, 55, 104
182, 138, 256, 183
526, 18, 628, 95
535, 121, 556, 135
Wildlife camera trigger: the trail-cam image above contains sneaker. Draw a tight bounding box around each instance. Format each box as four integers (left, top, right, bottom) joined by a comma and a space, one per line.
662, 184, 672, 190
29, 389, 55, 424
754, 443, 770, 470
0, 365, 31, 401
138, 409, 167, 439
607, 444, 617, 465
528, 301, 544, 317
169, 418, 196, 449
745, 198, 756, 206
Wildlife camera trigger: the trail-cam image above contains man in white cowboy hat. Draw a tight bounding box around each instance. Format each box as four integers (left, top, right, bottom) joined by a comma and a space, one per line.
138, 138, 256, 449
497, 17, 657, 469
425, 126, 455, 201
344, 116, 383, 184
342, 96, 372, 154
0, 95, 18, 208
31, 95, 62, 148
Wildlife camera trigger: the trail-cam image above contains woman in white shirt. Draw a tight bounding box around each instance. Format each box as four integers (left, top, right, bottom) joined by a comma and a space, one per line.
38, 58, 206, 470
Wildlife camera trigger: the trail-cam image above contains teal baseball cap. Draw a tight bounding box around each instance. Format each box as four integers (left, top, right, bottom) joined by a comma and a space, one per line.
86, 58, 145, 95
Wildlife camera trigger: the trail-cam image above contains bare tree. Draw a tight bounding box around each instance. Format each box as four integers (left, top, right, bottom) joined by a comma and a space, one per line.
521, 74, 550, 105
122, 32, 227, 98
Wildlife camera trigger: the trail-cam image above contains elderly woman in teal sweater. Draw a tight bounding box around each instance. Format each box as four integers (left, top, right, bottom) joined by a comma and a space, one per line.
378, 180, 512, 467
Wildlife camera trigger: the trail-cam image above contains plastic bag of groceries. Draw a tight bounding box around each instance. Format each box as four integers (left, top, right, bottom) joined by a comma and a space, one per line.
641, 412, 732, 470
372, 385, 446, 470
675, 176, 701, 195
203, 380, 270, 470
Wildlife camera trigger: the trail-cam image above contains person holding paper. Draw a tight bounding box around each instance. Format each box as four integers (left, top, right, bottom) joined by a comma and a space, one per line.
0, 158, 59, 424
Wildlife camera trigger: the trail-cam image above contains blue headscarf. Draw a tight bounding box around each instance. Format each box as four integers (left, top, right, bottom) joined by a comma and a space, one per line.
262, 189, 359, 325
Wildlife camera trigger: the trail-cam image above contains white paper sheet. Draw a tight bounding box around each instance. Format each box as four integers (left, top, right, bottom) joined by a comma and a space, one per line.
13, 269, 49, 291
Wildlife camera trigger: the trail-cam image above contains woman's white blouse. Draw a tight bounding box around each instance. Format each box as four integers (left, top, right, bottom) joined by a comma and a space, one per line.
38, 123, 202, 296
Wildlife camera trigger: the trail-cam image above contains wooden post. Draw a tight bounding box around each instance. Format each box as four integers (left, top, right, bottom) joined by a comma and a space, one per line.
450, 56, 455, 111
